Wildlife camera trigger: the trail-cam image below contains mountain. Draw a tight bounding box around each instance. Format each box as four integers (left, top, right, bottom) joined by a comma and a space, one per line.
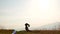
0, 26, 5, 29
37, 22, 60, 30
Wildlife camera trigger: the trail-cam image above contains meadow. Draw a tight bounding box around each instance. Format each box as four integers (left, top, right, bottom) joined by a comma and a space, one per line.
0, 29, 60, 34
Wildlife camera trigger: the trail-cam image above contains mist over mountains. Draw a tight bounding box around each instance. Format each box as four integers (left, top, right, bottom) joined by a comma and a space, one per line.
0, 22, 60, 31
36, 22, 60, 30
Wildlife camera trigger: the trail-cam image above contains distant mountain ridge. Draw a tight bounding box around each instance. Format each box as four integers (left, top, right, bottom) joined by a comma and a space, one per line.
37, 22, 60, 30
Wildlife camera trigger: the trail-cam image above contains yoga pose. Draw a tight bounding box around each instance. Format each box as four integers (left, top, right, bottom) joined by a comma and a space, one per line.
25, 23, 30, 31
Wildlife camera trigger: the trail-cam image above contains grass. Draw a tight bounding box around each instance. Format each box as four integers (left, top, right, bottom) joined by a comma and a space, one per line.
0, 29, 60, 34
0, 29, 13, 34
16, 30, 60, 34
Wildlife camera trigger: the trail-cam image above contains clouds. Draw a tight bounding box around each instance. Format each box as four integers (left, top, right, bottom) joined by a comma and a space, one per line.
0, 0, 30, 8
0, 0, 60, 30
0, 0, 32, 30
0, 0, 30, 16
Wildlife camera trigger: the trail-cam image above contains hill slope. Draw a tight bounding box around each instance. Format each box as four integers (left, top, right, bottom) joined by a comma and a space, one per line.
39, 22, 60, 30
16, 30, 60, 34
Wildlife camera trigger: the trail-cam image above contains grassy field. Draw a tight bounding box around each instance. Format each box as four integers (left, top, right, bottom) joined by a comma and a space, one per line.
0, 30, 60, 34
16, 30, 60, 34
0, 29, 13, 34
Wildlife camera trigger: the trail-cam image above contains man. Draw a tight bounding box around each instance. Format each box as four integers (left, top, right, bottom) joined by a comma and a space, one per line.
25, 23, 30, 31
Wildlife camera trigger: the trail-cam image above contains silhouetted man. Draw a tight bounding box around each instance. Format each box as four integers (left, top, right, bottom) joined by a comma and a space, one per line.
25, 23, 30, 31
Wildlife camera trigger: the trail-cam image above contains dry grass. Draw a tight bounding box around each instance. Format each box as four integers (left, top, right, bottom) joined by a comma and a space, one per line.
16, 30, 60, 34
0, 29, 13, 34
0, 29, 60, 34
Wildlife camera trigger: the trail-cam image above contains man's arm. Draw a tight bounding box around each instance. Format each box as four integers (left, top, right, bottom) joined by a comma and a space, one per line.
28, 24, 30, 27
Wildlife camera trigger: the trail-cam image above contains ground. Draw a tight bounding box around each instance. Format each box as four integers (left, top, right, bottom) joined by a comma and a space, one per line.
16, 30, 60, 34
0, 30, 60, 34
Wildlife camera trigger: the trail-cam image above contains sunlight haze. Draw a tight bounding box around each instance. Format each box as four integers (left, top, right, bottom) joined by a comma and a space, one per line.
0, 0, 60, 31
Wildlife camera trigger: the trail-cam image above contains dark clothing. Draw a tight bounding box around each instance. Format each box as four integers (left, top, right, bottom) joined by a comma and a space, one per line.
25, 23, 30, 31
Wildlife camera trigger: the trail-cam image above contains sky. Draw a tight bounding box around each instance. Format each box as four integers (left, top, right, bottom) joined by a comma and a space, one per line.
0, 0, 60, 31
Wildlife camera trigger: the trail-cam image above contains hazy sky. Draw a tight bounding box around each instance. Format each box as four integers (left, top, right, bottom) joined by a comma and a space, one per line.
0, 0, 60, 30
